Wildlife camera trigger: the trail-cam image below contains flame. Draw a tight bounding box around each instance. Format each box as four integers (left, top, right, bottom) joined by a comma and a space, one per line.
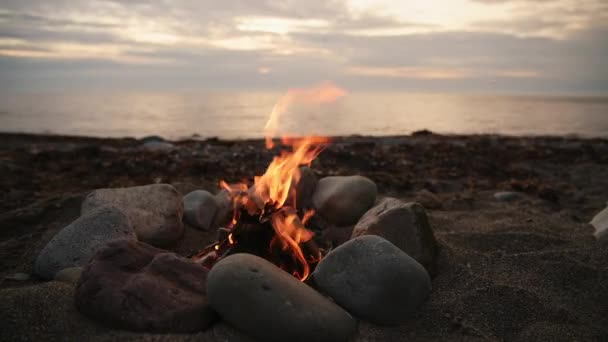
220, 82, 347, 281
301, 209, 316, 225
253, 136, 329, 210
264, 81, 347, 149
270, 209, 314, 279
220, 180, 256, 227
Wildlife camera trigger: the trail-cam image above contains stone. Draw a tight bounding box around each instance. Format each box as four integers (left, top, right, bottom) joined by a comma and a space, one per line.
494, 191, 522, 202
423, 179, 464, 193
139, 136, 174, 151
4, 273, 30, 281
591, 202, 608, 242
183, 190, 218, 230
54, 267, 83, 284
415, 189, 442, 209
81, 184, 184, 246
213, 189, 233, 228
34, 206, 136, 280
140, 135, 165, 144
312, 175, 377, 226
217, 227, 231, 241
312, 235, 432, 325
207, 253, 357, 342
170, 182, 200, 195
140, 141, 175, 151
75, 239, 216, 333
352, 198, 439, 273
293, 166, 317, 210
321, 225, 355, 248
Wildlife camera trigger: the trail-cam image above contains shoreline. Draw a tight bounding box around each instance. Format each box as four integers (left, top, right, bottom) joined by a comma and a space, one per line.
1, 130, 607, 144
1, 131, 607, 215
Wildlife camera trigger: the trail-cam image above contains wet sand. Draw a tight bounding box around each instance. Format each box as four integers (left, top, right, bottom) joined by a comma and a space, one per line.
0, 132, 607, 341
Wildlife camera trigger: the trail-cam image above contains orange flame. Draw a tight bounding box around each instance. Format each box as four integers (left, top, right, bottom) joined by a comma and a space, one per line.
253, 136, 329, 210
264, 81, 347, 148
270, 208, 315, 279
221, 82, 347, 281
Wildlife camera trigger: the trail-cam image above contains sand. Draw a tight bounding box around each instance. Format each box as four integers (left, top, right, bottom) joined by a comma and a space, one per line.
0, 132, 607, 341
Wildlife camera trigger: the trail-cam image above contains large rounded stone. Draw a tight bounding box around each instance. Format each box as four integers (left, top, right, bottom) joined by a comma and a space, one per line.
183, 190, 218, 230
312, 175, 377, 226
352, 198, 439, 274
312, 235, 431, 325
75, 239, 216, 332
81, 184, 184, 246
33, 206, 135, 280
207, 253, 357, 342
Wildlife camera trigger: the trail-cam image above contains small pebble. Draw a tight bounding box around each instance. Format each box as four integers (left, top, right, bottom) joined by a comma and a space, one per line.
494, 191, 522, 202
4, 273, 30, 281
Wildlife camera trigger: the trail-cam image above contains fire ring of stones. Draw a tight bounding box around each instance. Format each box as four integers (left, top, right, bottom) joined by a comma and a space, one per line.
34, 138, 438, 340
35, 174, 436, 339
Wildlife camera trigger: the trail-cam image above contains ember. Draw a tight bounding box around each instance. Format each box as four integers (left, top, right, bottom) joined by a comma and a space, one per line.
193, 82, 346, 280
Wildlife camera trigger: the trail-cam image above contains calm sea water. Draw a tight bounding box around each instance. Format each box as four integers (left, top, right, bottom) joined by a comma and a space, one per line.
1, 90, 607, 139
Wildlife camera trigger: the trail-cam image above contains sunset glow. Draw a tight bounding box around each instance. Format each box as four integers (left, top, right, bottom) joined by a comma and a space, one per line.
0, 0, 606, 93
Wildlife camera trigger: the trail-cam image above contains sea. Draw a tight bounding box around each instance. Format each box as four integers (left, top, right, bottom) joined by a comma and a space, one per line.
1, 90, 607, 139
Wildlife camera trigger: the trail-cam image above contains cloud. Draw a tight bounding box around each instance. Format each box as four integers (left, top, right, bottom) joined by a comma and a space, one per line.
0, 0, 606, 94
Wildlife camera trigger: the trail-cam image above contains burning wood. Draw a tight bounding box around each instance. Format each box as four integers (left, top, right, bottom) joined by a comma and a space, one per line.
190, 84, 346, 276
192, 204, 325, 280
191, 83, 346, 281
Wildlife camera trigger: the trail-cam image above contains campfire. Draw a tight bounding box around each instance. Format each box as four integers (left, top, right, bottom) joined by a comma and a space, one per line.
52, 82, 435, 341
192, 83, 347, 280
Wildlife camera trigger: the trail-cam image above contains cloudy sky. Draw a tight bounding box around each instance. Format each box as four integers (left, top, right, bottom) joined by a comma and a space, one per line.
1, 0, 607, 94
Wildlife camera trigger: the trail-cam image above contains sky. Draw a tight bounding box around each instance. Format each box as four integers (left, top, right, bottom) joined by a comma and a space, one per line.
0, 0, 607, 94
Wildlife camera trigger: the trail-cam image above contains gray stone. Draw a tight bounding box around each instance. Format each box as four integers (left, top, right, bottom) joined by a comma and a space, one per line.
216, 227, 231, 241
312, 175, 377, 226
207, 253, 357, 342
54, 267, 83, 284
139, 136, 174, 151
213, 189, 233, 228
34, 206, 135, 280
591, 203, 608, 242
81, 184, 184, 246
494, 191, 522, 202
312, 235, 432, 325
171, 182, 200, 196
321, 225, 355, 248
140, 141, 175, 151
4, 273, 30, 281
352, 198, 439, 274
140, 135, 165, 144
75, 239, 216, 332
293, 166, 317, 210
183, 190, 218, 230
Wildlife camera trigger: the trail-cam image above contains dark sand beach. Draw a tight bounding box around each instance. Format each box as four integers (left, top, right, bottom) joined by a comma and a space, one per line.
1, 132, 607, 341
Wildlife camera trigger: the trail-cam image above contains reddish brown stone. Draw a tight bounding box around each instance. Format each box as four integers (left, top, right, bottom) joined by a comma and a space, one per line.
75, 239, 216, 332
